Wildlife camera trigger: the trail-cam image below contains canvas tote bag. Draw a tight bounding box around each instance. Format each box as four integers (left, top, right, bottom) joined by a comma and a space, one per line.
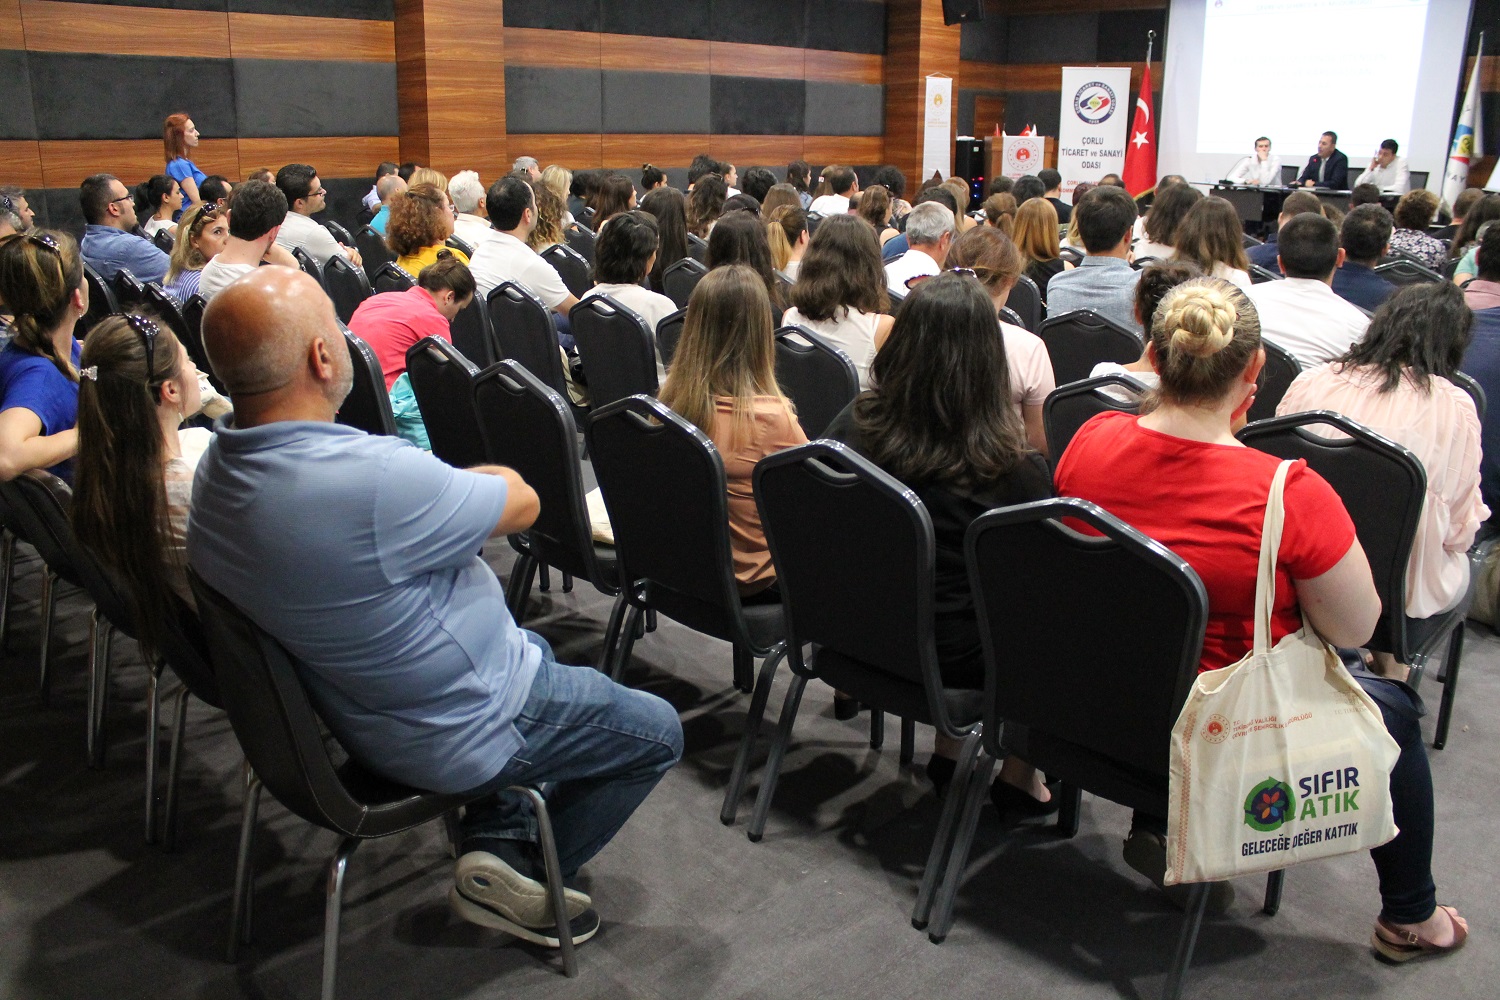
1165, 460, 1400, 886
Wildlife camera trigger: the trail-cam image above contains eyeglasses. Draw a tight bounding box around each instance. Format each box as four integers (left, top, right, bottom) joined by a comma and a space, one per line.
124, 313, 160, 385
309, 188, 327, 199
109, 194, 133, 206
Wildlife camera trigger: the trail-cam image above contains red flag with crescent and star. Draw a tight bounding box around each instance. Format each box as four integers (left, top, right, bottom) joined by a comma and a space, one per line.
1123, 62, 1156, 197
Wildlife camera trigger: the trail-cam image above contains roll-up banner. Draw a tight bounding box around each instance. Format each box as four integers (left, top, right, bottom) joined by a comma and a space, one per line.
923, 74, 953, 180
1057, 67, 1132, 202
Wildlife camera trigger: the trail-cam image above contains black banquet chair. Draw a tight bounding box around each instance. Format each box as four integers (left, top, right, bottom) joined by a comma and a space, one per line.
151, 229, 175, 253
449, 293, 497, 368
570, 295, 659, 409
686, 232, 708, 263
656, 308, 687, 369
372, 261, 415, 294
662, 257, 708, 310
1248, 338, 1302, 423
355, 225, 394, 282
1039, 309, 1142, 386
322, 253, 372, 325
1004, 273, 1044, 331
1374, 258, 1444, 286
335, 327, 397, 437
773, 325, 859, 439
1042, 373, 1147, 459
541, 243, 593, 299
81, 262, 120, 335
486, 280, 586, 426
564, 222, 595, 264
291, 246, 324, 286
405, 337, 487, 469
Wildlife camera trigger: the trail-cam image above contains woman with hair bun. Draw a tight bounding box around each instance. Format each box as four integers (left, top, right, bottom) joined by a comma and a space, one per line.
1056, 277, 1470, 955
766, 205, 808, 278
136, 175, 183, 240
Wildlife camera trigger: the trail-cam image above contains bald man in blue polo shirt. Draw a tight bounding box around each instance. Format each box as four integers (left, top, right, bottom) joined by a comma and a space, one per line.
189, 268, 682, 948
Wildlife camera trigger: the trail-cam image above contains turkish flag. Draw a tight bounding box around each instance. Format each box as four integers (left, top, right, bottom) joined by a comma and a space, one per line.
1122, 63, 1156, 197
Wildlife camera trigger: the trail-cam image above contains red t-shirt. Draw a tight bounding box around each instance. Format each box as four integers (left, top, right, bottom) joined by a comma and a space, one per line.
346, 286, 452, 389
1054, 412, 1356, 672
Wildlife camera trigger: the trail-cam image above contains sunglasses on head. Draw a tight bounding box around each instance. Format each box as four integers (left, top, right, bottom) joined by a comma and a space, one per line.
123, 313, 161, 385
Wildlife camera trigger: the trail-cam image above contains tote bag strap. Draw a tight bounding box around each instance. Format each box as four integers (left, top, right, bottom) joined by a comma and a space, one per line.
1252, 460, 1296, 654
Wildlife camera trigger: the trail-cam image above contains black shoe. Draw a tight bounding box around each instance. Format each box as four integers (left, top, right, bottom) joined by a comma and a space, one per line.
833, 695, 862, 721
989, 777, 1062, 817
925, 755, 957, 796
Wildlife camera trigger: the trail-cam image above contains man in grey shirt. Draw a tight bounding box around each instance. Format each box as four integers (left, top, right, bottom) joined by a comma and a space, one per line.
1046, 185, 1144, 335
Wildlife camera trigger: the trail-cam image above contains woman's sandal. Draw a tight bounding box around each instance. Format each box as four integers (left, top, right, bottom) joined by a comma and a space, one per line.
1372, 905, 1468, 963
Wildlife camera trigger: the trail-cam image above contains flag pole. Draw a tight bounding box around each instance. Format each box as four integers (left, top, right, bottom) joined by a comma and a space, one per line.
1146, 28, 1155, 67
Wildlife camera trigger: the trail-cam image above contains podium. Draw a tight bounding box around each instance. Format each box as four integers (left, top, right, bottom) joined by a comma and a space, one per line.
984, 136, 1056, 189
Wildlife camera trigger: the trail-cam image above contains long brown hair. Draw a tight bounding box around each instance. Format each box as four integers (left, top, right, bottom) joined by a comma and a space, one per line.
943, 226, 1022, 297
706, 212, 782, 311
640, 186, 688, 293
167, 204, 221, 282
0, 230, 83, 380
589, 174, 635, 229
853, 271, 1030, 490
1172, 196, 1249, 273
858, 185, 892, 229
659, 265, 789, 451
386, 182, 450, 256
788, 214, 888, 320
162, 112, 190, 162
71, 313, 187, 663
766, 205, 806, 271
527, 178, 567, 251
687, 174, 727, 237
1011, 197, 1061, 265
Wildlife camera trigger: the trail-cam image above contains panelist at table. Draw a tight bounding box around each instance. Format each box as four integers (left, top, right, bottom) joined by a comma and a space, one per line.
1298, 130, 1350, 189
1225, 136, 1282, 187
1354, 138, 1411, 194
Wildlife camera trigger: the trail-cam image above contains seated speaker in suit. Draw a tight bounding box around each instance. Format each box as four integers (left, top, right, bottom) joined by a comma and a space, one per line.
1298, 130, 1350, 189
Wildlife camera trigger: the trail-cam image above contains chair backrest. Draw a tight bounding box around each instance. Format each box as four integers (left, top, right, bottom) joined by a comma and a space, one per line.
335, 327, 397, 436
1410, 169, 1430, 191
1238, 410, 1425, 660
656, 308, 687, 368
113, 268, 147, 306
372, 261, 415, 294
774, 270, 794, 300
1241, 232, 1263, 248
686, 233, 708, 263
1042, 374, 1145, 458
585, 395, 749, 645
1281, 164, 1299, 185
1453, 370, 1486, 421
541, 242, 593, 298
290, 246, 323, 285
187, 570, 384, 834
773, 325, 859, 439
1059, 246, 1084, 266
1005, 273, 1043, 331
999, 306, 1025, 328
474, 361, 609, 588
486, 280, 574, 402
662, 256, 708, 310
1248, 337, 1302, 423
449, 292, 496, 368
968, 498, 1208, 776
570, 295, 659, 408
1038, 309, 1142, 386
355, 225, 394, 282
886, 288, 905, 314
445, 234, 475, 257
1374, 258, 1443, 286
404, 336, 487, 468
322, 253, 373, 324
82, 262, 120, 333
564, 223, 596, 264
323, 219, 355, 246
180, 293, 214, 377
1248, 263, 1282, 284
756, 442, 966, 732
151, 229, 175, 253
0, 471, 89, 595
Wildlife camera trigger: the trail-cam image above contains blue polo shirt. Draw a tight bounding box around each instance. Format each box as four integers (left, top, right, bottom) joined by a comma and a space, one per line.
80, 224, 170, 283
186, 419, 541, 793
0, 338, 81, 482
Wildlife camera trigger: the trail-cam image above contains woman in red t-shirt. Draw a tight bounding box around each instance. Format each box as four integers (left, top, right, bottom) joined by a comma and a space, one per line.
1057, 278, 1467, 961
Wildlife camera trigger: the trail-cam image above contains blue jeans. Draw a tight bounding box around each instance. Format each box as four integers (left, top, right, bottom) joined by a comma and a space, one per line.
459, 632, 683, 878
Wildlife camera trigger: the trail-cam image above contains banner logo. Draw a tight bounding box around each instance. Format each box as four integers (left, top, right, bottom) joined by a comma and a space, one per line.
1202, 714, 1229, 744
1073, 82, 1117, 125
1243, 777, 1296, 832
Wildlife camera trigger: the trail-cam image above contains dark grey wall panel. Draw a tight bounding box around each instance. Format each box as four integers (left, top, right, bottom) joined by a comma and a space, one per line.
805, 81, 883, 137
503, 0, 601, 32
233, 60, 395, 137
960, 18, 1008, 62
710, 0, 805, 48
38, 188, 85, 242
1007, 14, 1098, 63
601, 0, 710, 41
0, 51, 38, 141
1002, 91, 1061, 138
1097, 10, 1166, 62
711, 76, 804, 135
505, 66, 603, 134
806, 0, 885, 56
29, 53, 237, 140
229, 0, 394, 17
603, 71, 711, 134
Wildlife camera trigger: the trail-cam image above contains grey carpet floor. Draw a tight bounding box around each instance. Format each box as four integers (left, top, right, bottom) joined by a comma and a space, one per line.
0, 537, 1495, 1000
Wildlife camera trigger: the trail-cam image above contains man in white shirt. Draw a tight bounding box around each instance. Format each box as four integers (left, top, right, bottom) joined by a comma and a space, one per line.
449, 169, 492, 248
1355, 139, 1411, 194
1246, 213, 1370, 367
468, 176, 579, 325
884, 202, 955, 295
809, 165, 859, 216
274, 163, 363, 269
1226, 136, 1283, 187
513, 156, 541, 181
199, 179, 300, 301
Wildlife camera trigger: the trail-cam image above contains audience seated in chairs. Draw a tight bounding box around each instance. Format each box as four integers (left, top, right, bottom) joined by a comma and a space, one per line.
1448, 193, 1500, 282
524, 176, 570, 254
1247, 213, 1371, 367
1046, 185, 1143, 335
825, 270, 1054, 804
0, 230, 86, 481
135, 175, 183, 240
882, 185, 959, 263
362, 161, 397, 216
1135, 181, 1202, 262
1278, 281, 1487, 673
468, 176, 579, 334
884, 202, 957, 296
79, 173, 170, 283
706, 211, 785, 318
273, 163, 362, 270
579, 211, 677, 382
941, 227, 1055, 454
369, 173, 406, 236
1248, 190, 1325, 270
687, 174, 727, 239
198, 180, 297, 303
1171, 196, 1253, 291
739, 166, 775, 205
161, 204, 228, 305
761, 183, 802, 218
346, 255, 476, 450
639, 186, 689, 294
1389, 190, 1447, 271
387, 182, 469, 276
1012, 197, 1071, 300
587, 174, 636, 232
1089, 260, 1203, 391
785, 160, 813, 210
659, 264, 807, 602
1056, 277, 1471, 954
809, 165, 858, 217
1435, 187, 1483, 244
783, 214, 893, 391
0, 184, 35, 238
71, 314, 212, 618
981, 192, 1017, 235
858, 184, 900, 247
190, 266, 682, 950
1333, 204, 1398, 312
1462, 227, 1500, 312
766, 205, 808, 279
450, 169, 490, 247
640, 162, 667, 193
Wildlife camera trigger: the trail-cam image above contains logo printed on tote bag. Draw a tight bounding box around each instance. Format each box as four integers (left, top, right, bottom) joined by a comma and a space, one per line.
1202, 714, 1229, 743
1243, 777, 1296, 832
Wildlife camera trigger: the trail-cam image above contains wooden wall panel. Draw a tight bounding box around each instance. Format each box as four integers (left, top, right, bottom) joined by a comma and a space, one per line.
0, 0, 25, 50
227, 13, 394, 63
20, 1, 230, 58
802, 136, 884, 164
709, 135, 807, 164
973, 95, 1005, 137
397, 0, 509, 179
600, 34, 710, 74
884, 0, 961, 189
38, 139, 240, 190
505, 27, 604, 71
710, 41, 802, 81
603, 135, 710, 169
515, 134, 604, 170
960, 61, 1164, 94
803, 50, 884, 86
0, 141, 45, 190
235, 136, 395, 179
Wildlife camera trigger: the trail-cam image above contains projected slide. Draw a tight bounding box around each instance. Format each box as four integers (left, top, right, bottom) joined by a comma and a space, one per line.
1159, 0, 1471, 188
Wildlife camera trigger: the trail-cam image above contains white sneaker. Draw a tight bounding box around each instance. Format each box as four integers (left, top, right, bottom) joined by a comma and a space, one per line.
450, 851, 598, 947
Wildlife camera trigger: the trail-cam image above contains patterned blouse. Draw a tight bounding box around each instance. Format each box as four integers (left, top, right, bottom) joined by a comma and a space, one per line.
1388, 228, 1448, 272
